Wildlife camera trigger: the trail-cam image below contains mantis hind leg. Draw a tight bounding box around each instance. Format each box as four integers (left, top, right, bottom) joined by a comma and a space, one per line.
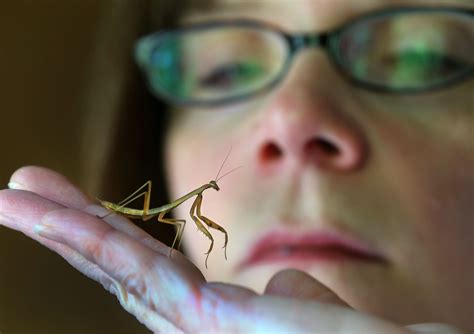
195, 194, 228, 260
157, 211, 186, 257
98, 181, 152, 219
117, 180, 152, 207
190, 194, 214, 268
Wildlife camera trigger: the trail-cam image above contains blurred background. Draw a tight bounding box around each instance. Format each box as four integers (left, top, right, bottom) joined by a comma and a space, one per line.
0, 1, 149, 333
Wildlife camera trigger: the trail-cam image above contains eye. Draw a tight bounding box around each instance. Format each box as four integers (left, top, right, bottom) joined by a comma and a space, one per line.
381, 47, 468, 86
388, 48, 458, 69
199, 61, 264, 90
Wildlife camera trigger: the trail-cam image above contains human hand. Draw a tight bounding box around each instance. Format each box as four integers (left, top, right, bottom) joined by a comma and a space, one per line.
263, 270, 467, 334
0, 167, 466, 333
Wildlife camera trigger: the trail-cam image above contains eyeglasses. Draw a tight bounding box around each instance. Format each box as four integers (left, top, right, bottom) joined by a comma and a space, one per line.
135, 7, 474, 107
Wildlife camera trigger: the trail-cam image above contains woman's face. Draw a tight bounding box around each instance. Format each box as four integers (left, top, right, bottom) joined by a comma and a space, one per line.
164, 0, 473, 327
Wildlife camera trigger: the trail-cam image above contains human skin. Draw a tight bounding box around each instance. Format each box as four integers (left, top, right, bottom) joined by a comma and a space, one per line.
0, 0, 472, 333
0, 167, 465, 333
164, 0, 474, 329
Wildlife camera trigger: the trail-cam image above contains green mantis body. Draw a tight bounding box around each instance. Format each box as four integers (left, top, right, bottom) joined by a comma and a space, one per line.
99, 180, 229, 268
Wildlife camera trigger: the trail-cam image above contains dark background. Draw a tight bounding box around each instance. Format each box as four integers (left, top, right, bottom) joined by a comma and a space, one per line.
0, 2, 149, 333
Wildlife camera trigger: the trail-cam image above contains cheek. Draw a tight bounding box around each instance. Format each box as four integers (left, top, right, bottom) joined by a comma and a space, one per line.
165, 111, 229, 194
165, 124, 231, 197
374, 109, 474, 273
164, 106, 256, 198
338, 103, 474, 318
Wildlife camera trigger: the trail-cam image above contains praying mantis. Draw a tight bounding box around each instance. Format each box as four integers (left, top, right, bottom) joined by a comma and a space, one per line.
98, 150, 239, 268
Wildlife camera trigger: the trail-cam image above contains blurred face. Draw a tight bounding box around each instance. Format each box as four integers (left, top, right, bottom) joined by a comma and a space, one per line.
163, 0, 474, 328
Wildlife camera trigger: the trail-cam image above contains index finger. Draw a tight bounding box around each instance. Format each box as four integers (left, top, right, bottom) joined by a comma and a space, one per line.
8, 166, 92, 209
7, 166, 166, 252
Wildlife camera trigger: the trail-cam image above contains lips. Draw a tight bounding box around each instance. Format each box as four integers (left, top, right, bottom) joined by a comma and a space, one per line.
238, 229, 386, 269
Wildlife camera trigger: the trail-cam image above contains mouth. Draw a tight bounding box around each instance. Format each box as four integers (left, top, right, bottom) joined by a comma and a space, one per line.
237, 229, 387, 270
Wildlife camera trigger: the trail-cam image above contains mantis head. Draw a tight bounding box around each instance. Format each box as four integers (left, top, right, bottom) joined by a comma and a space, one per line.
209, 180, 220, 191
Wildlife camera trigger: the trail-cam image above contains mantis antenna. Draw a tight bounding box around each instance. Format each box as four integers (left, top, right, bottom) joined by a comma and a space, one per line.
216, 166, 243, 182
215, 145, 233, 181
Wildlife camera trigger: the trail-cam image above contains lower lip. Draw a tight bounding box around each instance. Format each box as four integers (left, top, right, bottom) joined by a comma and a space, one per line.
239, 246, 384, 269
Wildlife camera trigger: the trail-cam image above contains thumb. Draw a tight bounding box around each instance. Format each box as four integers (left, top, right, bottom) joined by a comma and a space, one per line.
405, 323, 467, 334
264, 269, 349, 306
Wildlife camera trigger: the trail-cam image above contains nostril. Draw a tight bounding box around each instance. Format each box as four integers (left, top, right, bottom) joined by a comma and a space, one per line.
260, 142, 283, 162
306, 137, 340, 156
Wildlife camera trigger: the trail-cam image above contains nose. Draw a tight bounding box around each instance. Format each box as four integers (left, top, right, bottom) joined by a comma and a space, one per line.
253, 55, 369, 176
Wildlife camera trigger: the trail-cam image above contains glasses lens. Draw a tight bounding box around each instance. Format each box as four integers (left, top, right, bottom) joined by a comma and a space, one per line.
336, 10, 474, 90
142, 25, 288, 103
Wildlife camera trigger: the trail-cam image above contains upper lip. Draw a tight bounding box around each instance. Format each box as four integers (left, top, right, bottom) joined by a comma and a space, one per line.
237, 228, 387, 269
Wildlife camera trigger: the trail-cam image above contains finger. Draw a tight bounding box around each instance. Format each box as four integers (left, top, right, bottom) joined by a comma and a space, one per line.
206, 288, 409, 333
37, 208, 205, 327
0, 189, 189, 333
0, 189, 114, 290
405, 323, 466, 334
264, 269, 349, 306
7, 166, 172, 257
7, 166, 92, 209
84, 204, 174, 256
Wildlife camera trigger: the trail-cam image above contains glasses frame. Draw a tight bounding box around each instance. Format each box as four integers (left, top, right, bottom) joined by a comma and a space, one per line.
135, 6, 474, 107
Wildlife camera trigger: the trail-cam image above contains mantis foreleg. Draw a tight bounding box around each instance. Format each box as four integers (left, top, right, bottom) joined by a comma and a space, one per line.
195, 194, 228, 260
190, 194, 214, 268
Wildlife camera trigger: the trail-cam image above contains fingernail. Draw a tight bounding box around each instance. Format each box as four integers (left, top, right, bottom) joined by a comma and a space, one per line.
33, 224, 66, 243
8, 181, 25, 190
